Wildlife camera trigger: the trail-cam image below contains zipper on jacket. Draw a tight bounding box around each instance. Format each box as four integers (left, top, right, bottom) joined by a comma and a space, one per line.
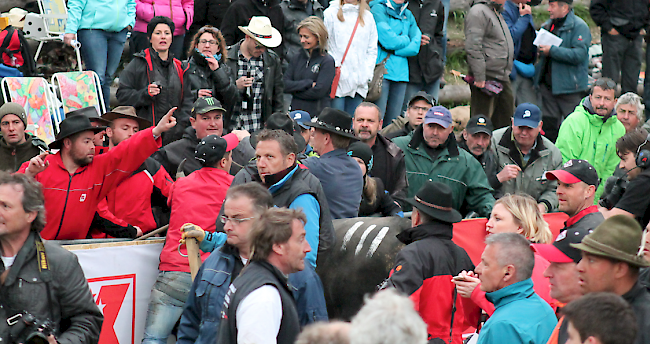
54, 174, 74, 240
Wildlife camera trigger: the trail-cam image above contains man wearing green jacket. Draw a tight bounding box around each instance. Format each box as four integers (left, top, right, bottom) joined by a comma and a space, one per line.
393, 106, 494, 217
555, 78, 625, 201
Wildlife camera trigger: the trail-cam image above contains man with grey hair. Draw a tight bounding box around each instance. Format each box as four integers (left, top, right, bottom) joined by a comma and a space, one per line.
349, 289, 427, 344
474, 233, 557, 344
616, 92, 645, 133
0, 172, 103, 344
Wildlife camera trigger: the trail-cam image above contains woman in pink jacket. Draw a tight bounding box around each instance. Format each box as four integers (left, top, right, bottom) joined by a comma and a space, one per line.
130, 0, 194, 58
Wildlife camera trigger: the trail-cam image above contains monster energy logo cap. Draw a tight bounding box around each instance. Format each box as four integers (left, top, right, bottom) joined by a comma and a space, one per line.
192, 96, 226, 116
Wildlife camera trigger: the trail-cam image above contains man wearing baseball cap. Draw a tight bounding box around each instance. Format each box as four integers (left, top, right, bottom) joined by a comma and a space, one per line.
572, 215, 650, 344
393, 105, 495, 217
0, 102, 47, 172
224, 16, 284, 132
382, 91, 434, 140
531, 219, 599, 344
492, 103, 563, 212
153, 97, 249, 178
143, 133, 240, 343
459, 115, 499, 191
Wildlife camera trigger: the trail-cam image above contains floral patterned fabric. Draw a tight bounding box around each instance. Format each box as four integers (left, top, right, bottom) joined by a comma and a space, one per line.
4, 77, 56, 144
53, 71, 102, 114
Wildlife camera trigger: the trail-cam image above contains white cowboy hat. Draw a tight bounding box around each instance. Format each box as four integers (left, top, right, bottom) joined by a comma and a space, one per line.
1, 8, 28, 28
238, 16, 282, 48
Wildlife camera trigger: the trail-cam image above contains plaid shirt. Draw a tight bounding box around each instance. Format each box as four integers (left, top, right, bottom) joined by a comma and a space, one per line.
233, 51, 264, 132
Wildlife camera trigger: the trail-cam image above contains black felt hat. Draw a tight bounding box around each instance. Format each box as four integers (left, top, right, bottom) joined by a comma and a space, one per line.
66, 106, 110, 126
250, 112, 306, 153
405, 181, 462, 224
49, 115, 106, 149
303, 107, 358, 140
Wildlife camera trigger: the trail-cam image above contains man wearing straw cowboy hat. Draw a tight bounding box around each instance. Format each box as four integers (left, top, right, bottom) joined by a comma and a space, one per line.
572, 215, 650, 344
225, 16, 284, 132
17, 107, 178, 240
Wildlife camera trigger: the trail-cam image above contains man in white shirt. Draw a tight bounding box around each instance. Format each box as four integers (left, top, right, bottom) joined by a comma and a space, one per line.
217, 207, 310, 344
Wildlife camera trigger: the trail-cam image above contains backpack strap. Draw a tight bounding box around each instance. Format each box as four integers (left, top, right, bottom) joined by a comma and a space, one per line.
0, 26, 17, 57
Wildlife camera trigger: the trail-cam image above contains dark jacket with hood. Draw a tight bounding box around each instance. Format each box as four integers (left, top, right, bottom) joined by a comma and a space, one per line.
590, 0, 649, 39
220, 0, 286, 56
225, 42, 285, 130
407, 0, 445, 84
283, 47, 335, 118
383, 222, 479, 343
280, 0, 324, 61
117, 48, 193, 144
0, 232, 103, 344
185, 51, 239, 129
371, 133, 408, 203
0, 133, 47, 172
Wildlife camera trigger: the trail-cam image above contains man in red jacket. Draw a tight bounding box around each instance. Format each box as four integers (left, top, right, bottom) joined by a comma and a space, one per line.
143, 133, 238, 343
91, 106, 174, 238
20, 107, 177, 240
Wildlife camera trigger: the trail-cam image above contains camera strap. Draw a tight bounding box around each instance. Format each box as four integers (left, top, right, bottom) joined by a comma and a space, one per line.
33, 235, 55, 322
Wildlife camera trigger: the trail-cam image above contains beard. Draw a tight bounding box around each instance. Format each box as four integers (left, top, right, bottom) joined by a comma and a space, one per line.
70, 146, 93, 166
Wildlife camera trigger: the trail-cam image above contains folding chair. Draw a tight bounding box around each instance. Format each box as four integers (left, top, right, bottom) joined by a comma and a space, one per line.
1, 77, 58, 144
51, 71, 105, 115
22, 0, 83, 71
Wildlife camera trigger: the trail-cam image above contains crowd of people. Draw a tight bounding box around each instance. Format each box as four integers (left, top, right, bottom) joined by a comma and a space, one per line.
2, 0, 650, 343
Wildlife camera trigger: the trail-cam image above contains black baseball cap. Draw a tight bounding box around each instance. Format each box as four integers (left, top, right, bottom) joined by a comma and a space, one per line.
545, 159, 599, 187
408, 91, 435, 107
466, 115, 494, 135
532, 227, 594, 263
195, 133, 238, 166
192, 97, 226, 116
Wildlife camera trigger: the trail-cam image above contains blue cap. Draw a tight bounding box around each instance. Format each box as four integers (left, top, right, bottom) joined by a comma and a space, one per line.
424, 106, 452, 128
513, 103, 541, 128
290, 110, 311, 129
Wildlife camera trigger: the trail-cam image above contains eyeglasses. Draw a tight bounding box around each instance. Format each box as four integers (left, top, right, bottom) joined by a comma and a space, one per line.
410, 105, 430, 112
199, 39, 218, 45
220, 215, 255, 224
594, 79, 616, 89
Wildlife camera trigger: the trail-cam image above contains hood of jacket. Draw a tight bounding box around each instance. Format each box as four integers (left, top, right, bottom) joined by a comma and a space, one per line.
396, 221, 453, 245
471, 0, 502, 10
371, 0, 409, 17
182, 126, 200, 144
580, 96, 618, 124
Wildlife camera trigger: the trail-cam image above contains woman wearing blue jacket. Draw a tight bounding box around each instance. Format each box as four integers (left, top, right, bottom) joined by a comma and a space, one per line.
370, 0, 421, 125
65, 0, 136, 111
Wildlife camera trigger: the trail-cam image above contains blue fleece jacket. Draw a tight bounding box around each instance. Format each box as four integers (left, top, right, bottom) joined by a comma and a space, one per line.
66, 0, 136, 33
477, 278, 557, 344
370, 0, 421, 82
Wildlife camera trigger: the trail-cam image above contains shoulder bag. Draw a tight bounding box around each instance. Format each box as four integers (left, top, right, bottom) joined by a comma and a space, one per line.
330, 17, 360, 99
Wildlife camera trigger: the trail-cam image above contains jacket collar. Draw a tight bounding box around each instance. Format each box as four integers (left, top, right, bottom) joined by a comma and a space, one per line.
375, 133, 403, 158
565, 205, 599, 227
268, 164, 300, 193
485, 278, 536, 307
408, 126, 459, 158
621, 281, 648, 304
497, 127, 546, 168
1, 231, 38, 286
396, 221, 453, 245
50, 150, 89, 175
382, 0, 409, 17
182, 126, 199, 144
544, 9, 576, 32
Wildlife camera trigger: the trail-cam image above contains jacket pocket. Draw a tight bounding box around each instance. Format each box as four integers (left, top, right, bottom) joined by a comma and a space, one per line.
8, 275, 49, 315
196, 268, 230, 321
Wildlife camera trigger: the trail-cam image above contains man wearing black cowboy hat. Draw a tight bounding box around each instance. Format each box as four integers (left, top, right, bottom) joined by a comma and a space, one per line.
380, 181, 479, 343
87, 106, 175, 238
152, 97, 250, 179
303, 107, 363, 219
19, 107, 177, 240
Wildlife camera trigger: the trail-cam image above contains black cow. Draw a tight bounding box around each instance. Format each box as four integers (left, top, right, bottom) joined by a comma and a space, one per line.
317, 216, 411, 320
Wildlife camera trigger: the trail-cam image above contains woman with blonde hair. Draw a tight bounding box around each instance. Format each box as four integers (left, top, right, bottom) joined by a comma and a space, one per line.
284, 16, 335, 117
324, 0, 378, 114
453, 194, 557, 314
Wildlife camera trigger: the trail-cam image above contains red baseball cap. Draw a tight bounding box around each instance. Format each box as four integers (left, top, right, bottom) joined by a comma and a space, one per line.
544, 159, 599, 186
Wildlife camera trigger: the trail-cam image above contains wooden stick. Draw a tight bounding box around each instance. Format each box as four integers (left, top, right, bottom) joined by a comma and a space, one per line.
134, 224, 168, 241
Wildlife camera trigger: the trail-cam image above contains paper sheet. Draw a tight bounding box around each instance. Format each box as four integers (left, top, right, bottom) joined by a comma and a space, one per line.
534, 28, 563, 47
